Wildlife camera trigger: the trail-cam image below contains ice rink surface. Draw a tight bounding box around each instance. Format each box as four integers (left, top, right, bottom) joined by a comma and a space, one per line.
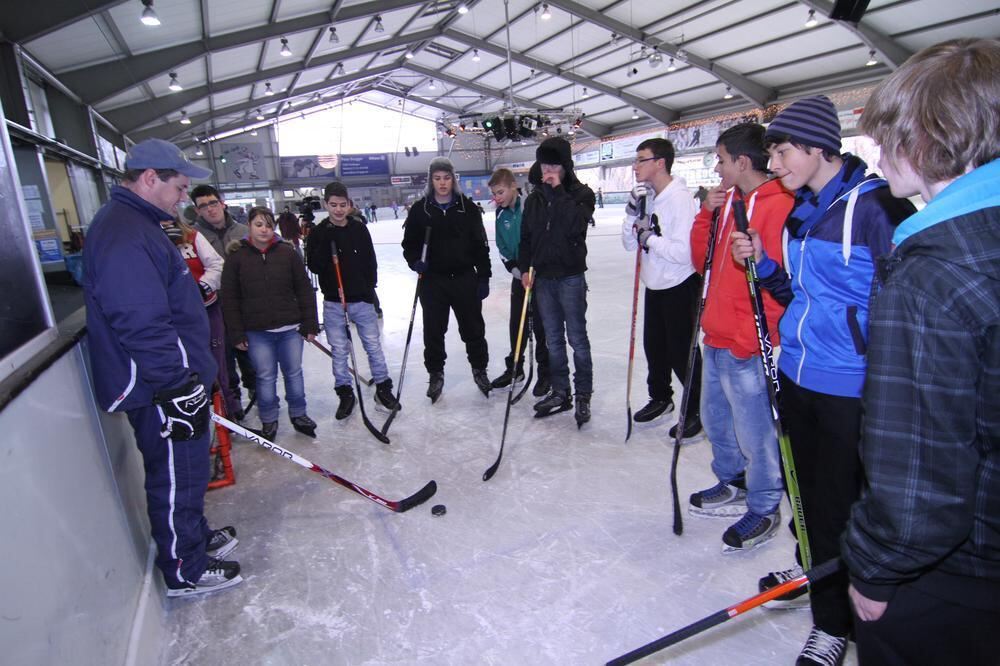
164, 203, 857, 665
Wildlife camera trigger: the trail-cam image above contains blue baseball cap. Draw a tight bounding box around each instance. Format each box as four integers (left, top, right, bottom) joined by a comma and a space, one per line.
125, 138, 212, 179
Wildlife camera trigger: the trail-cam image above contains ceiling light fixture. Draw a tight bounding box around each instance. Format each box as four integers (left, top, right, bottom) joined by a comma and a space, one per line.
610, 32, 619, 46
329, 26, 339, 43
334, 62, 345, 75
805, 9, 818, 28
168, 72, 182, 91
723, 85, 733, 100
632, 109, 639, 120
582, 87, 589, 98
374, 15, 385, 33
866, 49, 878, 66
457, 2, 469, 14
405, 50, 414, 59
667, 57, 676, 72
540, 3, 551, 20
179, 110, 191, 125
140, 0, 160, 26
280, 37, 292, 57
264, 82, 274, 95
648, 49, 663, 68
428, 79, 436, 90
195, 145, 204, 156
255, 109, 264, 120
250, 129, 258, 136
472, 48, 480, 62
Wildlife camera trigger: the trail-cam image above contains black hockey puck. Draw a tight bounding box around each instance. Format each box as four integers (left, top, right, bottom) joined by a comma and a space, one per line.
431, 504, 447, 516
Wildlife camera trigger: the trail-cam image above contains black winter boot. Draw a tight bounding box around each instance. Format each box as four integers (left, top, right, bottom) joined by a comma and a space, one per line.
335, 385, 355, 420
374, 379, 400, 412
533, 390, 572, 418
427, 372, 444, 403
472, 368, 491, 397
291, 414, 317, 438
575, 393, 591, 428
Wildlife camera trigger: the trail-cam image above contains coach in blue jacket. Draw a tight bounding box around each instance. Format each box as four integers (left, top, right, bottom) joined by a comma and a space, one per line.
83, 139, 242, 597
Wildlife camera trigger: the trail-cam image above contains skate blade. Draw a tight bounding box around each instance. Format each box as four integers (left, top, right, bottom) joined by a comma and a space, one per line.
721, 531, 777, 555
688, 506, 750, 519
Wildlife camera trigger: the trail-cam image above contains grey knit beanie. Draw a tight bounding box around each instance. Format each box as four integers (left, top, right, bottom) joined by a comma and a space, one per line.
765, 95, 842, 155
426, 156, 460, 195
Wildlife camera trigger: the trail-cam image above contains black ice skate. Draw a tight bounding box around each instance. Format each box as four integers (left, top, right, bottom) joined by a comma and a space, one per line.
291, 414, 317, 438
472, 368, 491, 397
374, 379, 400, 412
335, 385, 355, 420
427, 371, 444, 403
533, 391, 572, 418
574, 393, 591, 428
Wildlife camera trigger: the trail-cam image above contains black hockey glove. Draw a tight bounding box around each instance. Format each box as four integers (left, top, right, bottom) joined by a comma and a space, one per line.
154, 375, 210, 440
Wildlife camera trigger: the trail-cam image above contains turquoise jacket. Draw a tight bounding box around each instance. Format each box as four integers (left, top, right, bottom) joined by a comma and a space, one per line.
495, 195, 523, 270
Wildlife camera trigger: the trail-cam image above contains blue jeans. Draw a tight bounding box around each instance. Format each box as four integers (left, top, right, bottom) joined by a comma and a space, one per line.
535, 273, 592, 395
700, 345, 783, 515
323, 300, 389, 387
246, 328, 308, 423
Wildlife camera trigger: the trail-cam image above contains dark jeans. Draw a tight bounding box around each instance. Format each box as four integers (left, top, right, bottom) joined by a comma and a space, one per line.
854, 582, 1000, 665
535, 273, 592, 395
781, 371, 863, 637
419, 272, 488, 373
206, 302, 238, 416
643, 273, 701, 417
507, 276, 548, 375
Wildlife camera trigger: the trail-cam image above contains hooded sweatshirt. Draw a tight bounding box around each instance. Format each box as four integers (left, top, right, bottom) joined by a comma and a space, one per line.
842, 157, 1000, 611
690, 179, 794, 357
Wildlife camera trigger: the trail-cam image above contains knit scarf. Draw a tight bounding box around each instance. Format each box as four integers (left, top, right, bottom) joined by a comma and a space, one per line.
785, 153, 869, 238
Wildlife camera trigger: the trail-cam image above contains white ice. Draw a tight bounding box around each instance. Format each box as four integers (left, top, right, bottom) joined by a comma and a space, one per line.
164, 204, 857, 665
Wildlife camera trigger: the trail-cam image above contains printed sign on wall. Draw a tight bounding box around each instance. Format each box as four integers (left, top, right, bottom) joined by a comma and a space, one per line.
340, 153, 390, 177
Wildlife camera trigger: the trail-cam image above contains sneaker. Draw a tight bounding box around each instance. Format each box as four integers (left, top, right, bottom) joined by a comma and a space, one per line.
797, 626, 848, 666
472, 368, 491, 396
374, 379, 400, 412
574, 393, 591, 428
166, 558, 243, 597
490, 367, 525, 389
290, 414, 317, 438
534, 391, 572, 418
633, 399, 674, 423
206, 526, 238, 560
669, 414, 703, 440
722, 509, 780, 553
335, 385, 355, 420
760, 565, 811, 610
427, 371, 444, 403
532, 373, 551, 397
689, 480, 748, 518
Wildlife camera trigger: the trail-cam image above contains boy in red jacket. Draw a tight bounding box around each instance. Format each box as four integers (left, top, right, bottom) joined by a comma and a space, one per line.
687, 123, 794, 555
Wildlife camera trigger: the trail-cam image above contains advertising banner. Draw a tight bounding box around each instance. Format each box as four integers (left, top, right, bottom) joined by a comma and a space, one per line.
340, 153, 390, 177
280, 155, 338, 180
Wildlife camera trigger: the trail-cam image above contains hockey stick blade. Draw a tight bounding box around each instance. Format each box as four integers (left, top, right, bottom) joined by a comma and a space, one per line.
211, 413, 434, 512
606, 558, 841, 665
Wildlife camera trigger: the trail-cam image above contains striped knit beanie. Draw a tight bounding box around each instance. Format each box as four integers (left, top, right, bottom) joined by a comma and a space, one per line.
765, 95, 842, 155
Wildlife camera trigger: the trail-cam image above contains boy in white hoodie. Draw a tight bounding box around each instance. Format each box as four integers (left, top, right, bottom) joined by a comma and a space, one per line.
622, 138, 701, 438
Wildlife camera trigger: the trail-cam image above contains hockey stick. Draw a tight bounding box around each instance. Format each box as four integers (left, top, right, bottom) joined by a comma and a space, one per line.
606, 558, 840, 665
330, 239, 391, 445
732, 198, 811, 568
669, 207, 721, 536
308, 338, 373, 386
510, 307, 534, 406
483, 266, 535, 481
210, 413, 435, 512
381, 226, 431, 436
624, 195, 647, 442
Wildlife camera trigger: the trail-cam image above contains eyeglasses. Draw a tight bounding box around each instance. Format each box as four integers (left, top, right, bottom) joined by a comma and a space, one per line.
196, 200, 222, 211
632, 157, 660, 166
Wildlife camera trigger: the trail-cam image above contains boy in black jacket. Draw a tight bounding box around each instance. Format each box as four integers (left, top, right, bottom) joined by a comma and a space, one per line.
307, 182, 398, 418
519, 137, 596, 426
401, 157, 492, 402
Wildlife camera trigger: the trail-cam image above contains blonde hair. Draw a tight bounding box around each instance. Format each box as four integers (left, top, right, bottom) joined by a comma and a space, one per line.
861, 38, 1000, 182
488, 168, 516, 188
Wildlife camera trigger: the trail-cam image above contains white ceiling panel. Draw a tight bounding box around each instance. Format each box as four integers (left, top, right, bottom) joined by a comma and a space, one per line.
213, 86, 253, 108
94, 85, 150, 112
208, 0, 272, 37
896, 12, 1000, 50
749, 47, 875, 90
449, 0, 537, 37
210, 45, 265, 81
276, 0, 341, 22
24, 18, 121, 73
294, 66, 335, 88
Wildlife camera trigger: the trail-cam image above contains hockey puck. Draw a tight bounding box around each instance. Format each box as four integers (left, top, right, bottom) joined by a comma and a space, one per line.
431, 504, 447, 516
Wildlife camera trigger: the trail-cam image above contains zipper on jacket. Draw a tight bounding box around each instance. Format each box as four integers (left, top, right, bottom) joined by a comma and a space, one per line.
795, 232, 811, 385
